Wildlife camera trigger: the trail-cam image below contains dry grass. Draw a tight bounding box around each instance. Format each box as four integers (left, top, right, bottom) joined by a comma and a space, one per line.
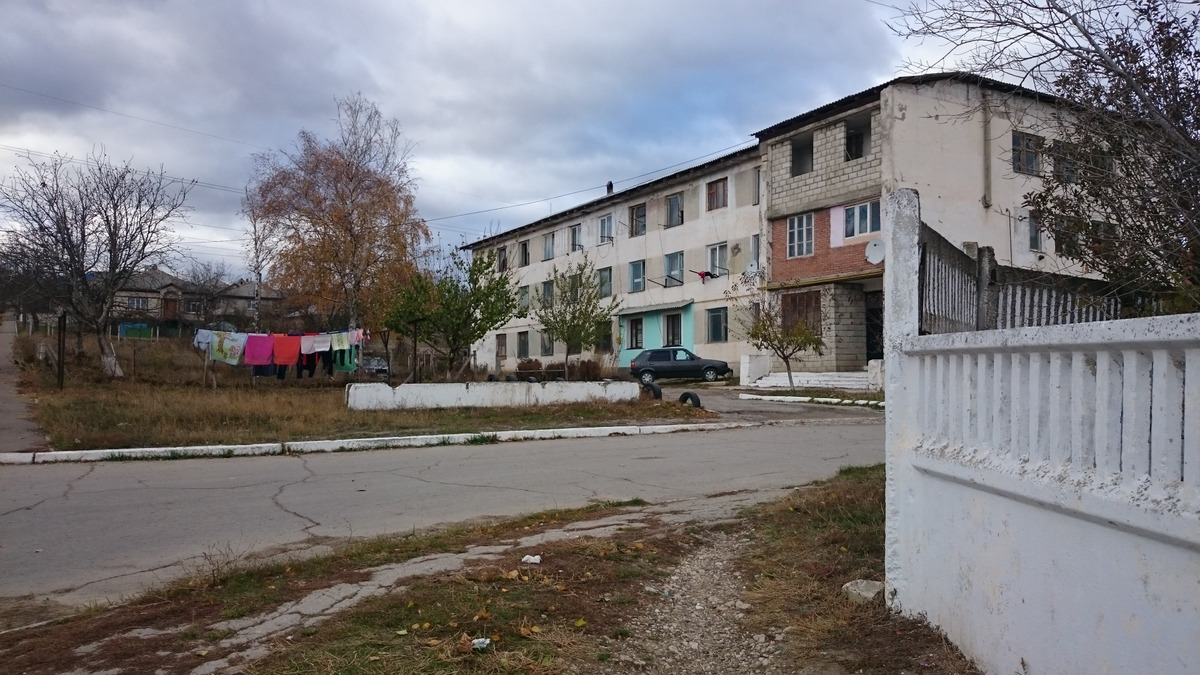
738, 464, 980, 673
14, 336, 714, 450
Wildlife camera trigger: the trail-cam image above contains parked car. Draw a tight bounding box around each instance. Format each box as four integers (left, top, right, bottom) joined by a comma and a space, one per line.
627, 348, 731, 384
361, 356, 389, 377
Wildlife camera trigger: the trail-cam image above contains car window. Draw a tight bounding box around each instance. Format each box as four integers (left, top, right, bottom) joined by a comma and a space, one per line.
648, 350, 669, 362
673, 349, 692, 361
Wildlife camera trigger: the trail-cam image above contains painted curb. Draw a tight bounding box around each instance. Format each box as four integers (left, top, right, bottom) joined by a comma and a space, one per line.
738, 393, 885, 409
3, 422, 761, 464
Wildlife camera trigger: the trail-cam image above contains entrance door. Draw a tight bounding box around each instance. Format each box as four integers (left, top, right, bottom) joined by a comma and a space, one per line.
865, 291, 884, 361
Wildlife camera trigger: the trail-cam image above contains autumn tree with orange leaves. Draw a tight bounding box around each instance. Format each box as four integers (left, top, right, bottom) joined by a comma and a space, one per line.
244, 93, 429, 329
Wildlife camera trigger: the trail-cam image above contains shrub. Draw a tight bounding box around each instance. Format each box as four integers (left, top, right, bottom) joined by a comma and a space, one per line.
573, 358, 602, 381
543, 360, 566, 381
516, 359, 543, 374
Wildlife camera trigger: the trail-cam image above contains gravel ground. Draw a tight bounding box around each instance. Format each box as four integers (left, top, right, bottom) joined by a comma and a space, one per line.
564, 529, 848, 675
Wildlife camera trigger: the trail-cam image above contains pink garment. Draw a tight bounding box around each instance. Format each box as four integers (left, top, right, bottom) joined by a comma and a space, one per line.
243, 334, 274, 366
272, 334, 301, 365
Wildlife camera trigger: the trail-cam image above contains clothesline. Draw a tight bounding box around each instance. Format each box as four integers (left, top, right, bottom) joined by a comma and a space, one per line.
192, 329, 367, 366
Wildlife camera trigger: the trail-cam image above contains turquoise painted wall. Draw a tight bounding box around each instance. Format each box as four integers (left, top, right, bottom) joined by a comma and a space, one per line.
618, 306, 695, 365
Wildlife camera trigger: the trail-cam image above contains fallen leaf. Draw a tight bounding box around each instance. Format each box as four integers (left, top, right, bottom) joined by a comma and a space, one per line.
396, 630, 408, 636
448, 621, 459, 628
411, 623, 420, 630
531, 625, 542, 633
574, 618, 587, 627
196, 650, 209, 656
473, 609, 491, 621
369, 656, 380, 661
505, 569, 519, 579
422, 622, 431, 629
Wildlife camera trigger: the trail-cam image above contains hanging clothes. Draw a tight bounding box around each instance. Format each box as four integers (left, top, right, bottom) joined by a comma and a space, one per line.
193, 329, 215, 351
333, 345, 358, 372
300, 335, 318, 355
209, 332, 247, 365
272, 334, 301, 366
243, 334, 274, 366
312, 334, 332, 353
330, 331, 351, 352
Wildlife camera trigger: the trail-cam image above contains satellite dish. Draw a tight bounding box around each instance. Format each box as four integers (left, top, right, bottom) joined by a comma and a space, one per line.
865, 238, 886, 265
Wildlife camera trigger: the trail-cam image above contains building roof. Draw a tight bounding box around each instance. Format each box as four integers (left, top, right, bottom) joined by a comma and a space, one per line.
464, 146, 761, 251
752, 72, 1055, 141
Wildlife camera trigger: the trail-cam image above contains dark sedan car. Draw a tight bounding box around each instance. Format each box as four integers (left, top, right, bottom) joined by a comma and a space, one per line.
628, 347, 731, 384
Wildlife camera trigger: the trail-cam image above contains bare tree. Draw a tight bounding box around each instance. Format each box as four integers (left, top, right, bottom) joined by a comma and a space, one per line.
179, 259, 231, 327
244, 93, 430, 330
0, 151, 190, 376
239, 194, 279, 332
725, 271, 824, 389
891, 0, 1200, 309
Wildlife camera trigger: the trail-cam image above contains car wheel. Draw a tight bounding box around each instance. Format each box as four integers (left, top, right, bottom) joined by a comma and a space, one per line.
702, 367, 718, 382
639, 370, 655, 385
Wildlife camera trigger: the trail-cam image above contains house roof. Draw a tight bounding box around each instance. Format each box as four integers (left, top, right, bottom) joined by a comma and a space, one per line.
120, 265, 192, 293
752, 72, 1056, 141
463, 146, 761, 251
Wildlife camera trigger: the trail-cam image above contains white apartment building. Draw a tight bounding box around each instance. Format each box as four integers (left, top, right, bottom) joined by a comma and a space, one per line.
466, 146, 764, 376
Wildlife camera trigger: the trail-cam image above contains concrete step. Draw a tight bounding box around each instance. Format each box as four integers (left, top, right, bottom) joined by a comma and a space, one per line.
751, 371, 872, 390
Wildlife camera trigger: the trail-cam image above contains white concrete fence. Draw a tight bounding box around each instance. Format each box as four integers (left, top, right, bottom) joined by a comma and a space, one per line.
884, 189, 1200, 674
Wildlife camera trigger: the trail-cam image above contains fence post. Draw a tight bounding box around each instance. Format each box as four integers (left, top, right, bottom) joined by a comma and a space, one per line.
976, 246, 999, 330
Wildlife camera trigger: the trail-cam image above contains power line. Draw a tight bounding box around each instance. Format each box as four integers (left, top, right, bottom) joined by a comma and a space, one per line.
0, 82, 273, 151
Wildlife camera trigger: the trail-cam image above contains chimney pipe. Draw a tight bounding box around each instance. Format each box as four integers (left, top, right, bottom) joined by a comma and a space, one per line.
606, 181, 613, 195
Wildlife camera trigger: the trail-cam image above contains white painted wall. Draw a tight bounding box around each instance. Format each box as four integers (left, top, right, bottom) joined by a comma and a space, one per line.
346, 381, 640, 410
884, 189, 1200, 675
739, 354, 772, 385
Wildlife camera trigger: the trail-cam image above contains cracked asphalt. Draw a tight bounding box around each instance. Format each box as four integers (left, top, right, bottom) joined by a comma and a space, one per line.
0, 418, 883, 614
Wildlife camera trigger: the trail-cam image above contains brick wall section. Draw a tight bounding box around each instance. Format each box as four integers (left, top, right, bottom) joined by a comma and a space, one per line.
765, 105, 883, 220
771, 210, 880, 281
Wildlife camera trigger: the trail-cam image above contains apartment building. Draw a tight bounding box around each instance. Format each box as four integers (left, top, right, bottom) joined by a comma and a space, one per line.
467, 146, 764, 375
755, 72, 1077, 371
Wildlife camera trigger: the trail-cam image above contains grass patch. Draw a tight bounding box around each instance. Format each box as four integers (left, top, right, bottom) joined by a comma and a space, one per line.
738, 464, 978, 673
14, 337, 715, 450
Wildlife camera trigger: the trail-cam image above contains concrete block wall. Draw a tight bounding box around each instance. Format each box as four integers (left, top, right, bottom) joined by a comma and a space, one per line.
765, 105, 883, 220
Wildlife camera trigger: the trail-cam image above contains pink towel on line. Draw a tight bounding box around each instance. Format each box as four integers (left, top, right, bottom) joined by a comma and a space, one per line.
243, 334, 274, 366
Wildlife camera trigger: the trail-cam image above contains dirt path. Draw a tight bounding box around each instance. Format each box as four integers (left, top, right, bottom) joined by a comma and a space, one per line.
0, 314, 46, 453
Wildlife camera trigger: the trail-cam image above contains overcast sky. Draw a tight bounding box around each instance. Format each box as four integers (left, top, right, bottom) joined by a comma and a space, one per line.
1, 0, 911, 277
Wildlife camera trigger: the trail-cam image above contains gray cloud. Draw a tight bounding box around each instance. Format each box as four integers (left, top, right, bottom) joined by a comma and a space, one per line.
1, 0, 904, 271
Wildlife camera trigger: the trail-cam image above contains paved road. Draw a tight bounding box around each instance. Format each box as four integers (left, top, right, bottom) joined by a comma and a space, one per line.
0, 421, 882, 609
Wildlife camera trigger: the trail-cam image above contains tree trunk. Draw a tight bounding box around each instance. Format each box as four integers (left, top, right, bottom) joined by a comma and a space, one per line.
783, 358, 795, 390
96, 332, 124, 378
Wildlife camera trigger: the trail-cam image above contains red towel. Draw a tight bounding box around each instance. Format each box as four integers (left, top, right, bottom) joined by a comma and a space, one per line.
243, 334, 274, 366
272, 334, 301, 365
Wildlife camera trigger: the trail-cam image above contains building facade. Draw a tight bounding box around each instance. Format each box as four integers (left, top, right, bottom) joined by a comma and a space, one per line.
756, 73, 1079, 371
467, 147, 764, 376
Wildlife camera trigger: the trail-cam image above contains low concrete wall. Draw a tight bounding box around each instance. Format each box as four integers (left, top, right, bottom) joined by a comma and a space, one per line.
866, 359, 883, 391
346, 380, 640, 410
739, 354, 772, 385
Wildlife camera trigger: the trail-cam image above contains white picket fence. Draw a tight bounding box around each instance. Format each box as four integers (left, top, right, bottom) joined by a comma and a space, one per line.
884, 189, 1200, 675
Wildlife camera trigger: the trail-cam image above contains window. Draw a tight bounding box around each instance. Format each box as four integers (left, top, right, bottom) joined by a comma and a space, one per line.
629, 203, 646, 237
518, 240, 530, 266
568, 273, 582, 300
1028, 214, 1043, 252
128, 296, 149, 310
750, 233, 761, 271
186, 300, 203, 314
594, 321, 613, 353
517, 285, 530, 310
598, 214, 613, 243
844, 200, 881, 238
664, 313, 682, 347
666, 192, 684, 227
517, 331, 529, 359
707, 242, 728, 276
791, 134, 814, 176
496, 333, 507, 358
1051, 141, 1078, 183
707, 307, 728, 343
628, 317, 644, 349
496, 247, 508, 272
782, 291, 822, 334
540, 332, 554, 357
753, 166, 761, 205
569, 223, 583, 251
664, 251, 684, 287
541, 280, 554, 306
845, 115, 870, 161
706, 177, 728, 211
543, 232, 555, 260
1012, 130, 1043, 175
598, 267, 612, 297
787, 213, 814, 257
629, 260, 645, 292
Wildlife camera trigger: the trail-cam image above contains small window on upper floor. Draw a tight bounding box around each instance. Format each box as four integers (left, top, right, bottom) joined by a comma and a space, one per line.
629, 203, 646, 237
1012, 130, 1044, 175
753, 166, 761, 205
791, 134, 814, 176
706, 178, 728, 211
569, 223, 583, 251
844, 200, 881, 238
518, 240, 530, 266
666, 193, 684, 228
1027, 214, 1044, 252
845, 115, 870, 161
496, 247, 508, 272
598, 214, 614, 243
543, 232, 555, 260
